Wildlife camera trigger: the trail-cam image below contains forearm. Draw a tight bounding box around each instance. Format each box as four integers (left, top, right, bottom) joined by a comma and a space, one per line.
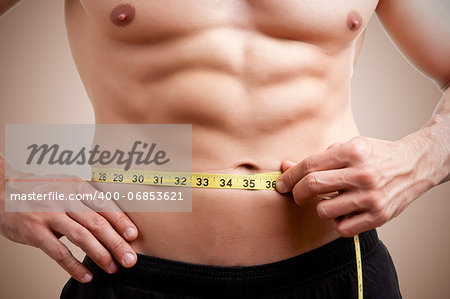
0, 152, 14, 179
0, 153, 18, 204
0, 153, 6, 214
402, 86, 450, 186
0, 0, 23, 17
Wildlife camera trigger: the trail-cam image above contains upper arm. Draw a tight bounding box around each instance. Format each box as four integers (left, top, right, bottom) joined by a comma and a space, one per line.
376, 0, 450, 90
0, 0, 23, 17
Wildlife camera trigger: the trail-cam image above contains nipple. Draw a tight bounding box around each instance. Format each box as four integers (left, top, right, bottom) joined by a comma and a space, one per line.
346, 10, 362, 31
111, 4, 135, 27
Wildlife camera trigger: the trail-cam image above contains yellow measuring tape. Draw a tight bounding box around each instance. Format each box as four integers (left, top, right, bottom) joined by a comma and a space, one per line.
354, 234, 363, 299
91, 167, 281, 190
91, 167, 363, 298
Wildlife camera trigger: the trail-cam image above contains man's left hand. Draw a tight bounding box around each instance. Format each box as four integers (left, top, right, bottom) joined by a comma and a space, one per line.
276, 136, 434, 237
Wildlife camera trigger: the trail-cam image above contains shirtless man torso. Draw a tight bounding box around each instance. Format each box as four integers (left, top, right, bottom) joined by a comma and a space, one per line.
1, 0, 449, 298
67, 0, 375, 265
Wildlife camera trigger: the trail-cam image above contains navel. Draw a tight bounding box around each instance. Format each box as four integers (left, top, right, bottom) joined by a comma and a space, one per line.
346, 10, 362, 31
111, 4, 135, 27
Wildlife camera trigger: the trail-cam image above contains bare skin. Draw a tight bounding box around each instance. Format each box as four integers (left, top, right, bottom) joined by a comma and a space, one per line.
0, 0, 449, 284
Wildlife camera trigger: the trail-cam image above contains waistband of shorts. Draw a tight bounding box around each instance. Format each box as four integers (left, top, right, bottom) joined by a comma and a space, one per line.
84, 229, 380, 295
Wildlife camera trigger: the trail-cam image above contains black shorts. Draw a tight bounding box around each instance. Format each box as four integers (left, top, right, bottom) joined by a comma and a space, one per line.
60, 229, 401, 298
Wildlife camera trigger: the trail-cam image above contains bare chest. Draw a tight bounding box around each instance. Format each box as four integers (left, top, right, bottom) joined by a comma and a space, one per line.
75, 0, 379, 45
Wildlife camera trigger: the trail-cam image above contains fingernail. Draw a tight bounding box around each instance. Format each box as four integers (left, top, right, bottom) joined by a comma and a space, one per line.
122, 252, 135, 267
109, 261, 119, 273
318, 206, 328, 218
276, 180, 286, 193
124, 227, 137, 240
82, 273, 93, 283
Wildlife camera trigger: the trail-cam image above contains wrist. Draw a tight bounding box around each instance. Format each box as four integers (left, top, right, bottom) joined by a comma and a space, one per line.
400, 123, 450, 187
0, 154, 15, 179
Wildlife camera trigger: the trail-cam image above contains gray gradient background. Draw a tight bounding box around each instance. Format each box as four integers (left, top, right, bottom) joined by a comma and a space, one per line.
0, 1, 449, 298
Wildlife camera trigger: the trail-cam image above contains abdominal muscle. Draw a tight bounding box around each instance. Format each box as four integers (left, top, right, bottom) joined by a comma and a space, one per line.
70, 8, 364, 265
93, 97, 360, 266
87, 47, 362, 266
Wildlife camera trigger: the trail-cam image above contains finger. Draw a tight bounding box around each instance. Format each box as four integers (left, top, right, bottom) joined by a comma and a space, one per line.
316, 191, 363, 219
37, 228, 93, 283
333, 213, 378, 238
77, 181, 138, 241
50, 214, 119, 274
100, 211, 138, 241
291, 169, 367, 205
67, 209, 137, 269
276, 145, 349, 193
281, 160, 297, 172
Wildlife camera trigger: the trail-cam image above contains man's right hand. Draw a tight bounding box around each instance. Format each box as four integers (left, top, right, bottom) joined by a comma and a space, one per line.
0, 158, 138, 283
